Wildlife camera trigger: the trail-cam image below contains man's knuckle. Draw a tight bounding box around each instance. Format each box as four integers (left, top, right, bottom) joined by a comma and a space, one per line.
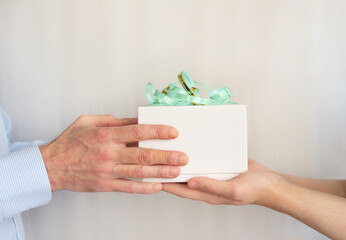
96, 148, 108, 160
132, 125, 145, 140
132, 166, 144, 178
112, 151, 121, 162
124, 182, 135, 193
156, 127, 167, 138
139, 150, 152, 164
158, 166, 168, 177
110, 166, 120, 177
95, 167, 109, 178
96, 128, 110, 141
112, 128, 120, 142
166, 152, 176, 165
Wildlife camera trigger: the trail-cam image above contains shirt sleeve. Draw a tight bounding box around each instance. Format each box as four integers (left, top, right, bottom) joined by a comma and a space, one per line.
0, 146, 52, 223
9, 140, 48, 152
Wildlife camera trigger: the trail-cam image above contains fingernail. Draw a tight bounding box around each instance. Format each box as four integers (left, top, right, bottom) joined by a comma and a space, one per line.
169, 167, 180, 177
189, 181, 199, 189
178, 154, 188, 165
169, 128, 178, 138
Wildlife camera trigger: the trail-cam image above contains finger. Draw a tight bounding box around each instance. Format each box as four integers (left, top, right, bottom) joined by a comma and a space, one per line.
95, 116, 134, 127
162, 183, 229, 205
75, 114, 133, 127
187, 177, 231, 199
111, 179, 162, 194
120, 118, 138, 125
123, 118, 140, 147
118, 148, 188, 166
112, 124, 178, 143
112, 165, 181, 179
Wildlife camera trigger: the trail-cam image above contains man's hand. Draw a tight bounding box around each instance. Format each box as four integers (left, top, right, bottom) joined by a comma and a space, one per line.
162, 159, 282, 205
39, 115, 188, 194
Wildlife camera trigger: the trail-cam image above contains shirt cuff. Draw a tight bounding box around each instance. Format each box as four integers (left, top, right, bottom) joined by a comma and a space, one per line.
0, 146, 52, 222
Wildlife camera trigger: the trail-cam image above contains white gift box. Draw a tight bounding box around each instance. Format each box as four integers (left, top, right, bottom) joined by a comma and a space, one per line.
138, 104, 248, 182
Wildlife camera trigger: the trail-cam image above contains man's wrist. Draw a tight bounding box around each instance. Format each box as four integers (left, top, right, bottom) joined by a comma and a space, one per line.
39, 143, 63, 192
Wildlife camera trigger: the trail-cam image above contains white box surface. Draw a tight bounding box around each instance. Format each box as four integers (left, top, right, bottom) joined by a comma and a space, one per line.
138, 105, 247, 182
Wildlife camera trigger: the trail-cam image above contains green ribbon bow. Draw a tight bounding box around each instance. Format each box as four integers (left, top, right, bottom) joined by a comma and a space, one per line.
146, 71, 237, 106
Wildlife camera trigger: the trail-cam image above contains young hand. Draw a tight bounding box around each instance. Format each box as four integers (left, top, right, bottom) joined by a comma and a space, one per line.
162, 159, 282, 206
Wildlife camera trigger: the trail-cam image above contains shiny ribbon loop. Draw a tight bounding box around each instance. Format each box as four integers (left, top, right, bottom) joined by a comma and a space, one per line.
146, 71, 236, 106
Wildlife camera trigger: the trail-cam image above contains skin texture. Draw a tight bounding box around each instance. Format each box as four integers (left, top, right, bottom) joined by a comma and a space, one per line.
39, 115, 188, 194
163, 159, 346, 240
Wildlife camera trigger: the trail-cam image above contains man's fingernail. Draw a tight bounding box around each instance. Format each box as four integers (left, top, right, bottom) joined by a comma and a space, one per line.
189, 181, 199, 189
178, 154, 188, 165
169, 128, 178, 138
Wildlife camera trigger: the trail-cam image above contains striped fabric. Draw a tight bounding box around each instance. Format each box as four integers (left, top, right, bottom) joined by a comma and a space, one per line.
0, 107, 52, 240
0, 147, 52, 220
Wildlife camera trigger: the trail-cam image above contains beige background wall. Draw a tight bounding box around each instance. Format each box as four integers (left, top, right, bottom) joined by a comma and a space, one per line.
0, 0, 345, 239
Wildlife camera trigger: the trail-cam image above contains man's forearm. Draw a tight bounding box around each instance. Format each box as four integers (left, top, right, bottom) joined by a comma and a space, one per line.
263, 178, 346, 240
278, 173, 346, 198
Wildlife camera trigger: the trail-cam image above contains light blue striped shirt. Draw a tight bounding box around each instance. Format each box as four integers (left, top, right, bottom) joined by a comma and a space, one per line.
0, 107, 52, 240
